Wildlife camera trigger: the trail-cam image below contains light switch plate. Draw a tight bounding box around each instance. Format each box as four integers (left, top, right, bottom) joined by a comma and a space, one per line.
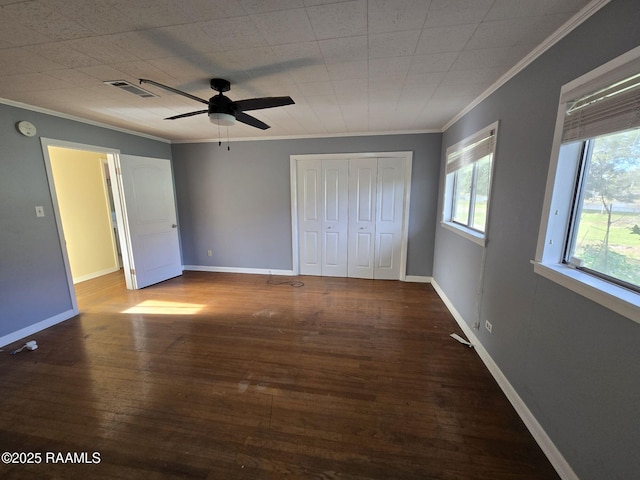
35, 206, 45, 217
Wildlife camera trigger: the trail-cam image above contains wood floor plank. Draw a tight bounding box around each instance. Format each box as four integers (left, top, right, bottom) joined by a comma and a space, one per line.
0, 271, 560, 479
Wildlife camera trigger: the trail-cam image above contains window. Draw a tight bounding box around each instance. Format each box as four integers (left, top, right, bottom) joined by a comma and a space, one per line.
442, 122, 498, 244
535, 46, 640, 322
565, 129, 640, 291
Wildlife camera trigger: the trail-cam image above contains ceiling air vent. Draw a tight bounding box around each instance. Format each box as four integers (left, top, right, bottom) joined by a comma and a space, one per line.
104, 80, 157, 98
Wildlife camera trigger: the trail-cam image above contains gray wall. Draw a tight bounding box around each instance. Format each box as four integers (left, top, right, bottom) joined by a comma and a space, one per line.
432, 1, 640, 479
0, 103, 171, 339
172, 133, 441, 276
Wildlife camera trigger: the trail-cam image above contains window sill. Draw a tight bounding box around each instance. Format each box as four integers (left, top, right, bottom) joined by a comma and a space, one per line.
532, 261, 640, 324
441, 221, 486, 247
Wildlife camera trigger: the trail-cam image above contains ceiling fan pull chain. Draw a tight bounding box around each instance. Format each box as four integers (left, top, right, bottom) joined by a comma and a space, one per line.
218, 121, 221, 147
227, 127, 230, 151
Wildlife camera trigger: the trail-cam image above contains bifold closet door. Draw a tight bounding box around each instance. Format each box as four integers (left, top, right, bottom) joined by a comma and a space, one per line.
321, 159, 349, 276
298, 156, 406, 279
348, 158, 377, 278
297, 159, 348, 277
347, 157, 406, 279
297, 159, 322, 275
373, 157, 406, 280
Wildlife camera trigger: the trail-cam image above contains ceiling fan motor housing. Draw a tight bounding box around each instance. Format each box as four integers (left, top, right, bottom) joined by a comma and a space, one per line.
208, 94, 236, 116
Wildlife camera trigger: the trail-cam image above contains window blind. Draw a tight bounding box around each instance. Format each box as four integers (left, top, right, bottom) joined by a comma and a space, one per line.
562, 72, 640, 143
446, 130, 495, 174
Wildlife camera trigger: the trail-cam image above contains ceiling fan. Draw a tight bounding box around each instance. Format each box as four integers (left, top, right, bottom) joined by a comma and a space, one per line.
139, 78, 294, 130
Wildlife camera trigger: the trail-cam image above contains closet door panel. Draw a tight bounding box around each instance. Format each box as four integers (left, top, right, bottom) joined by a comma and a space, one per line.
348, 158, 377, 279
321, 159, 348, 277
297, 160, 322, 276
374, 157, 406, 280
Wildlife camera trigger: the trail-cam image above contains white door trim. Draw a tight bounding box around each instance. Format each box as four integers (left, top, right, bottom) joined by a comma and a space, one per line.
290, 151, 412, 280
100, 157, 121, 271
399, 153, 413, 281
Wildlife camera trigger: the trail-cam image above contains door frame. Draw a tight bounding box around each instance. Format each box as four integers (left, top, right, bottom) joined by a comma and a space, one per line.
290, 151, 413, 280
41, 138, 133, 313
100, 157, 122, 270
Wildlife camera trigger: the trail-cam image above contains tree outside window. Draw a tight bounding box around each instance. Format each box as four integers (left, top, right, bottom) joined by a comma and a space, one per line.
569, 127, 640, 288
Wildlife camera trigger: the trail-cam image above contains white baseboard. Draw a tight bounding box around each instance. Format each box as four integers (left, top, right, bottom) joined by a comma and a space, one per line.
183, 265, 295, 276
0, 309, 77, 348
431, 279, 579, 480
404, 275, 432, 283
186, 267, 432, 282
73, 266, 120, 284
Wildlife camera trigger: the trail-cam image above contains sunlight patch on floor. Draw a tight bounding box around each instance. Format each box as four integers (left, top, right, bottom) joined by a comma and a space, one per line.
121, 300, 204, 315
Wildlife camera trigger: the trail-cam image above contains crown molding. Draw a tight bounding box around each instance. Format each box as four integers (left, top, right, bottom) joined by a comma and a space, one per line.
170, 129, 441, 144
0, 97, 171, 143
1, 96, 438, 144
442, 0, 611, 132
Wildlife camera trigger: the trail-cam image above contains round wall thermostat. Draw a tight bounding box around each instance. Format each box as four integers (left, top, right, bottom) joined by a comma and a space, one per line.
16, 120, 37, 137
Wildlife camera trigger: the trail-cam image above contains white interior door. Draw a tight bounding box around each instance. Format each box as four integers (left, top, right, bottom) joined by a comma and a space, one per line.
116, 154, 182, 289
374, 157, 406, 280
321, 159, 349, 277
348, 158, 377, 279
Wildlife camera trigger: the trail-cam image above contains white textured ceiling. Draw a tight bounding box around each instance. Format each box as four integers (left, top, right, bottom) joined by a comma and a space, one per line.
0, 0, 594, 142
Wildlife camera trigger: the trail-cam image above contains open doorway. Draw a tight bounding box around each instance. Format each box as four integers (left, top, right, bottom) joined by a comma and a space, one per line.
48, 146, 122, 284
41, 138, 123, 315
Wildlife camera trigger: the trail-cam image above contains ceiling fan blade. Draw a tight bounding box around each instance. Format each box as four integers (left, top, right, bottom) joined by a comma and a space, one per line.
235, 96, 294, 112
236, 111, 270, 130
140, 78, 209, 105
165, 110, 208, 120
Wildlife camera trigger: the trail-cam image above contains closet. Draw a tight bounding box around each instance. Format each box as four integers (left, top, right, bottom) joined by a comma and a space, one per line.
293, 154, 410, 279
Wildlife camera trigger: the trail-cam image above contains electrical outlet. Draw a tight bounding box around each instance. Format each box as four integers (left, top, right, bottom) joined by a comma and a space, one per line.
485, 320, 493, 333
207, 250, 212, 257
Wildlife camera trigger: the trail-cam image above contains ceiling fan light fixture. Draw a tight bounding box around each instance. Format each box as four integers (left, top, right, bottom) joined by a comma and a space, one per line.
209, 112, 236, 126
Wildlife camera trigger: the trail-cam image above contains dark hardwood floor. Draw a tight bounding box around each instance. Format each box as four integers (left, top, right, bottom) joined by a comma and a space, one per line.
0, 271, 559, 479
